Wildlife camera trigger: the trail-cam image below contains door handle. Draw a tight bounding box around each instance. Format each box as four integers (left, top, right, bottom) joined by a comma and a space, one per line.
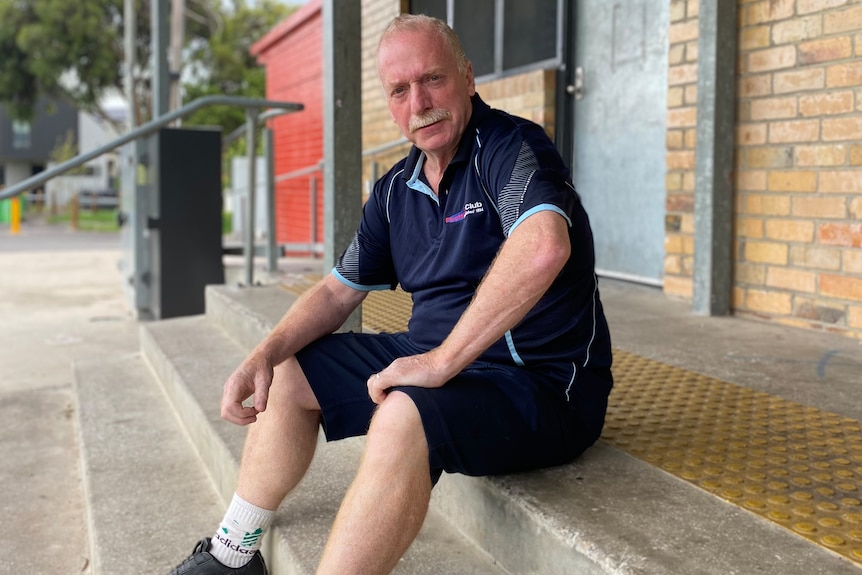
566, 66, 585, 101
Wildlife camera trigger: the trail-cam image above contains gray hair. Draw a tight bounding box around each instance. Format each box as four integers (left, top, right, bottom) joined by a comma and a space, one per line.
378, 13, 470, 76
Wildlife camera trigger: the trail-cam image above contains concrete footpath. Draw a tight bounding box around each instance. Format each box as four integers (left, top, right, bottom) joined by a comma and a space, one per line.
0, 220, 139, 575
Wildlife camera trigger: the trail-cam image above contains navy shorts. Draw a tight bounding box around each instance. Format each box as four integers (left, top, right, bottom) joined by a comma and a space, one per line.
295, 332, 612, 480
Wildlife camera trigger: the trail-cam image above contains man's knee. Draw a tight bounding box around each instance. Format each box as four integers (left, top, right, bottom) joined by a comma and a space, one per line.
367, 391, 427, 456
270, 357, 321, 413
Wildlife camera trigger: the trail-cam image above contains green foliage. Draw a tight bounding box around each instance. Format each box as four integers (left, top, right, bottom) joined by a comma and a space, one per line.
0, 0, 296, 126
183, 0, 294, 136
0, 0, 128, 119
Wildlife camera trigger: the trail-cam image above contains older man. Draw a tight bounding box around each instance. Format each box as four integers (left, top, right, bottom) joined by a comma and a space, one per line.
169, 13, 612, 575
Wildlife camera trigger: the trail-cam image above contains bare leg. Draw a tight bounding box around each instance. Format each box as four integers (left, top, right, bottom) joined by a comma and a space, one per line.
317, 391, 432, 574
235, 357, 322, 510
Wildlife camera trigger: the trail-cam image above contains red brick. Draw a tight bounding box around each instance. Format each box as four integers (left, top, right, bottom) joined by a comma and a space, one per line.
818, 223, 862, 247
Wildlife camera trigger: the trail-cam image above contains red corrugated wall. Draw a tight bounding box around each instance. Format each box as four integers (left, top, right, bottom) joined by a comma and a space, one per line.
252, 1, 323, 255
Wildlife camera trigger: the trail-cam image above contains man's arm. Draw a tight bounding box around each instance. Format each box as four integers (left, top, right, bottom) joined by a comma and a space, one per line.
222, 273, 368, 424
369, 210, 569, 402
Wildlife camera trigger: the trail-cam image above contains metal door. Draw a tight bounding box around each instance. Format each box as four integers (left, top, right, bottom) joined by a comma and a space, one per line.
572, 0, 669, 284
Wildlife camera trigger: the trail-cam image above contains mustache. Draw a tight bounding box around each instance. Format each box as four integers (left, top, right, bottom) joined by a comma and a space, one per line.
408, 108, 451, 132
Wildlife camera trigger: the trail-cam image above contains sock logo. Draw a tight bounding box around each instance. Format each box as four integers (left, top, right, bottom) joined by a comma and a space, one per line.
213, 532, 257, 555
242, 528, 263, 547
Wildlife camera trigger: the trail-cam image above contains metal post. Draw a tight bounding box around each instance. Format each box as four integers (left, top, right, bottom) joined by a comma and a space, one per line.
323, 0, 362, 329
152, 0, 170, 119
264, 126, 278, 272
693, 0, 737, 315
245, 108, 259, 286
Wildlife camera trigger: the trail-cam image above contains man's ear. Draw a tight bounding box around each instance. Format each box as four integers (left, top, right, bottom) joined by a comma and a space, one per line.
465, 60, 476, 96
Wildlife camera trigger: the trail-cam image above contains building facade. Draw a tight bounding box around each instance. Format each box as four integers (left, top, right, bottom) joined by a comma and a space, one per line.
0, 97, 78, 218
256, 0, 862, 339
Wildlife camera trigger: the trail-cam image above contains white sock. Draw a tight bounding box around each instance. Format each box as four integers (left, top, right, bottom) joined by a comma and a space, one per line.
210, 493, 275, 568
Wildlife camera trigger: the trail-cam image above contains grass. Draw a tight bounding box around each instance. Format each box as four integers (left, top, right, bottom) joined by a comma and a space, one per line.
42, 208, 234, 234
46, 209, 120, 232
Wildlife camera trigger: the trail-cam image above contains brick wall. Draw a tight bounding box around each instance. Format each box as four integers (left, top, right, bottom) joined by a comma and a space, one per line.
735, 0, 862, 337
664, 0, 701, 299
665, 0, 862, 339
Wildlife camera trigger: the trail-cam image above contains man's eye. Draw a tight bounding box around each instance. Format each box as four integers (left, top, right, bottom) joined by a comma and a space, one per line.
392, 86, 407, 97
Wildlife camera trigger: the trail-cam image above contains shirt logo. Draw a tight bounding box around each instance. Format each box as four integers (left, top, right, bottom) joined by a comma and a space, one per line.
445, 201, 484, 223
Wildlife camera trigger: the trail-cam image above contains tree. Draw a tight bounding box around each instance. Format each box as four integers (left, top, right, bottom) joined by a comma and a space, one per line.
0, 0, 149, 125
182, 0, 294, 138
0, 0, 295, 130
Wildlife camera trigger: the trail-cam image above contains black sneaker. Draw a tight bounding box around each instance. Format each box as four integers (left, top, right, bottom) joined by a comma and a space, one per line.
168, 538, 268, 575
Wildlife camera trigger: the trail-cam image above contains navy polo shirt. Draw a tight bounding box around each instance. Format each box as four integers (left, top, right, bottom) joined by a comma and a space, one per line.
334, 94, 611, 369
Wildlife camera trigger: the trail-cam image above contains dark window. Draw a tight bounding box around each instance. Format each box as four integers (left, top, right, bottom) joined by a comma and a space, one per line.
409, 0, 561, 79
410, 0, 446, 22
12, 120, 31, 150
503, 0, 557, 70
453, 0, 496, 77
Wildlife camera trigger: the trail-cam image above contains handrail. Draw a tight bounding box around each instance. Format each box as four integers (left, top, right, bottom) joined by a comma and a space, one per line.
0, 95, 304, 201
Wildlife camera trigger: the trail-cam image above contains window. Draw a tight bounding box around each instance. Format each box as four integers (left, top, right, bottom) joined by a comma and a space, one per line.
12, 120, 31, 150
410, 0, 561, 79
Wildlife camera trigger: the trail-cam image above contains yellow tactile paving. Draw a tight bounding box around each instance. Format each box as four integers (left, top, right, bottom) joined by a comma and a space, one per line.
279, 280, 862, 564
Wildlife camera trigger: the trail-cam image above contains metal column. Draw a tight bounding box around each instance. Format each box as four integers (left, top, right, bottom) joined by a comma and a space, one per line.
323, 0, 362, 331
693, 0, 738, 315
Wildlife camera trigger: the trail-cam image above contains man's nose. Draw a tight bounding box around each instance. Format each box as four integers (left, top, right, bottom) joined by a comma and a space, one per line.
410, 82, 431, 113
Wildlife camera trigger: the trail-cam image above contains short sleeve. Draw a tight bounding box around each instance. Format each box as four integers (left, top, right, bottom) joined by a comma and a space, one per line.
332, 176, 398, 291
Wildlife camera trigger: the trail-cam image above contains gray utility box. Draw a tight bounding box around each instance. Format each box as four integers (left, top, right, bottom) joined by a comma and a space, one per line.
123, 127, 224, 320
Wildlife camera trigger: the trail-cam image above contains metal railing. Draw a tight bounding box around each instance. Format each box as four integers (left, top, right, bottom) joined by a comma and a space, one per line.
0, 95, 304, 286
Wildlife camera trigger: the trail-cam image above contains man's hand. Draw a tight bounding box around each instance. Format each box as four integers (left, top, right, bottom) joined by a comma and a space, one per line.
221, 353, 274, 425
366, 351, 453, 404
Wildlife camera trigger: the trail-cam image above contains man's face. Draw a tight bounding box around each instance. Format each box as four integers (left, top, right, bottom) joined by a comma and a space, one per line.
377, 27, 475, 161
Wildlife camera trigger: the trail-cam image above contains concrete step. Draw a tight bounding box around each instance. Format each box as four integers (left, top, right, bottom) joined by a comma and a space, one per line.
73, 353, 225, 575
140, 313, 506, 575
197, 283, 862, 575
